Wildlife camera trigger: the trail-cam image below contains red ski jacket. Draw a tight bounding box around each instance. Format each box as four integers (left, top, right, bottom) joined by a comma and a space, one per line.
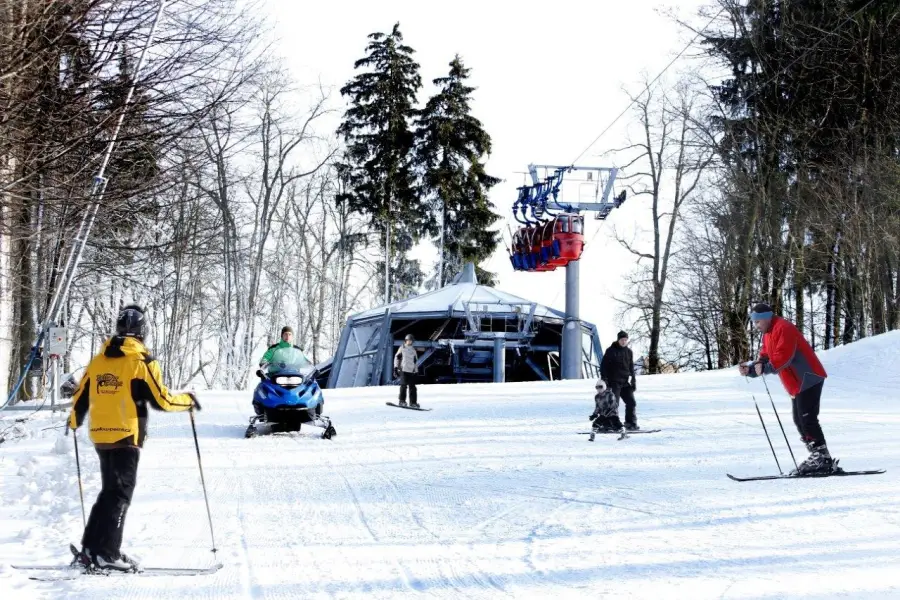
754, 316, 827, 396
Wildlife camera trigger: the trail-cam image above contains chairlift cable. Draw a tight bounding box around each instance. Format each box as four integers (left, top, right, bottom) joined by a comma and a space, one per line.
569, 6, 726, 166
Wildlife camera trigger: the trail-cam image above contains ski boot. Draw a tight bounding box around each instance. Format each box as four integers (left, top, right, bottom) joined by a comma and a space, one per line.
624, 421, 640, 432
590, 419, 618, 441
792, 444, 835, 476
93, 553, 140, 573
120, 552, 142, 571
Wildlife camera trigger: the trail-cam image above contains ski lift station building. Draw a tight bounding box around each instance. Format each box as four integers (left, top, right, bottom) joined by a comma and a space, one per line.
322, 263, 603, 388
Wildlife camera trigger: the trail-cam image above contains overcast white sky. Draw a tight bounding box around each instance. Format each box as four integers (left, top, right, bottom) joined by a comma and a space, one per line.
261, 0, 714, 354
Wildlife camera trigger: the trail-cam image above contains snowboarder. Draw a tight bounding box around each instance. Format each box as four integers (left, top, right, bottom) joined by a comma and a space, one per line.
67, 304, 200, 572
739, 302, 831, 474
600, 331, 639, 430
589, 379, 623, 432
394, 334, 419, 407
260, 326, 310, 368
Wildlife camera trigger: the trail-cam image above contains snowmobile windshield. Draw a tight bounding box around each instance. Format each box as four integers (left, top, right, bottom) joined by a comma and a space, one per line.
265, 347, 313, 376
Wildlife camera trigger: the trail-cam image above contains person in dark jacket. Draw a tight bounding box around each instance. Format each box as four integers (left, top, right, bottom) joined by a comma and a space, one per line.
68, 304, 200, 572
600, 331, 639, 430
740, 303, 831, 474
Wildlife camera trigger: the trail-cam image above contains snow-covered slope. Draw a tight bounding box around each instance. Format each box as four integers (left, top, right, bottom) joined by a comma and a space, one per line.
1, 332, 899, 599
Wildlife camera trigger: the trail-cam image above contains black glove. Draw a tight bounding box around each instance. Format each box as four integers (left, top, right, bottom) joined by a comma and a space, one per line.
393, 368, 400, 379
188, 392, 202, 411
630, 378, 636, 391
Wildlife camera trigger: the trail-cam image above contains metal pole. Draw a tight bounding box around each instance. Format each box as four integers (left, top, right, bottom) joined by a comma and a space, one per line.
561, 259, 582, 379
73, 429, 86, 528
762, 374, 799, 472
46, 1, 168, 327
751, 392, 782, 475
189, 409, 218, 557
493, 335, 506, 383
385, 223, 391, 305
438, 202, 445, 288
50, 355, 59, 412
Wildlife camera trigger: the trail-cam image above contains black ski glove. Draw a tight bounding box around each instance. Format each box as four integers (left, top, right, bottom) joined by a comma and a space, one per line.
187, 391, 202, 411
630, 377, 636, 391
393, 368, 400, 379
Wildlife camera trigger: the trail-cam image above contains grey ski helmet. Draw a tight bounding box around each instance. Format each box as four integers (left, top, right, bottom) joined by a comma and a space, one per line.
404, 334, 415, 342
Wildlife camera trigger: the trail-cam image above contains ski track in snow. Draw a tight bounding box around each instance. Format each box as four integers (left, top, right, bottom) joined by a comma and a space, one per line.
2, 331, 900, 599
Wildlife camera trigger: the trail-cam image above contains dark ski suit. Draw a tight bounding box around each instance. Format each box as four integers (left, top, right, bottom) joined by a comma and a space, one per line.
600, 342, 637, 426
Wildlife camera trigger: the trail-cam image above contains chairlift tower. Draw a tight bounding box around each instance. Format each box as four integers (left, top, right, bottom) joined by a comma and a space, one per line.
509, 164, 626, 380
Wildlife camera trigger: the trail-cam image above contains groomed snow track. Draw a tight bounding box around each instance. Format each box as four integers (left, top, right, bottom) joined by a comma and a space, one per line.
2, 332, 900, 599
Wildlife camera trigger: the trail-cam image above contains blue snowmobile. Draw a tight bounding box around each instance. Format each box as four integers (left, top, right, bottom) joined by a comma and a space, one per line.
246, 346, 336, 439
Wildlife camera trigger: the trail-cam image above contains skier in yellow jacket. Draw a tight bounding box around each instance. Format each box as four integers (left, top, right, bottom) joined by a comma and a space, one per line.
68, 304, 199, 572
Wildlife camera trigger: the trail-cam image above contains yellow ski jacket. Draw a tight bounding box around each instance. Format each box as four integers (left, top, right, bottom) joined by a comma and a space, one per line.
68, 336, 193, 449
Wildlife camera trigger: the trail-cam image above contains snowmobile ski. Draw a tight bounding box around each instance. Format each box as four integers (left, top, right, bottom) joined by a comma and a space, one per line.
386, 402, 432, 411
727, 468, 885, 482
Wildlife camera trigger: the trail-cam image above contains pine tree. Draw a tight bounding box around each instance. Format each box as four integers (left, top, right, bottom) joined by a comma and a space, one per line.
336, 23, 433, 303
415, 56, 501, 287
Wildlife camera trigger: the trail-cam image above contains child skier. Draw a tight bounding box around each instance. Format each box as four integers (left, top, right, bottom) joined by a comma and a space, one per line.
590, 379, 623, 432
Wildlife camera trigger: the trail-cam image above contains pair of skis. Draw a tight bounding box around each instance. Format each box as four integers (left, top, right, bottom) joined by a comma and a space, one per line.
728, 459, 886, 481
576, 427, 885, 481
11, 544, 222, 581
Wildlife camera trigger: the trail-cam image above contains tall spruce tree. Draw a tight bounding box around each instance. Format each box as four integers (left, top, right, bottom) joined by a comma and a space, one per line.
337, 23, 432, 304
415, 56, 501, 287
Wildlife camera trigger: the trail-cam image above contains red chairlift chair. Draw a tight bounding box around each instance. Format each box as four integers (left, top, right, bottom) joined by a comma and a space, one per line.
554, 213, 585, 261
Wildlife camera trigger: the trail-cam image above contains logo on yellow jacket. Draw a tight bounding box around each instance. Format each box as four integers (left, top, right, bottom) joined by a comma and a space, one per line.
96, 373, 122, 393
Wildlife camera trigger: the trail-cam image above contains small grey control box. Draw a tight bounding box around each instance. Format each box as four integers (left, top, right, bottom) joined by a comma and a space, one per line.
47, 327, 67, 356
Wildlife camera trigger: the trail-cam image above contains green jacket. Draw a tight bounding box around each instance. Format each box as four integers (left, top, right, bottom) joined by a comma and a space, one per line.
260, 340, 303, 366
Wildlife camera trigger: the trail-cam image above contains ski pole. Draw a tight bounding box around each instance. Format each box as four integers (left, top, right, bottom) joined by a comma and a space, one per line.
188, 407, 217, 556
751, 393, 782, 474
761, 374, 799, 472
72, 426, 86, 528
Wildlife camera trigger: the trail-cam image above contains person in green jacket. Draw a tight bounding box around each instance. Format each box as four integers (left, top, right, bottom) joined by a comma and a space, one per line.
260, 326, 308, 367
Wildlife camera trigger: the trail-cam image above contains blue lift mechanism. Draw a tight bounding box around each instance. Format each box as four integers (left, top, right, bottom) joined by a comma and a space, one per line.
510, 164, 626, 380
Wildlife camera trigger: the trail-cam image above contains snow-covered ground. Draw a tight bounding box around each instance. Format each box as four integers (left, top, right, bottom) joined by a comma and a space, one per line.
2, 332, 899, 599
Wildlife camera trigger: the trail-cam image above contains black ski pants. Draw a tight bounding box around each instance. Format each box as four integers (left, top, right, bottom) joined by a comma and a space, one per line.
399, 371, 418, 404
792, 381, 826, 449
609, 382, 637, 425
82, 447, 140, 560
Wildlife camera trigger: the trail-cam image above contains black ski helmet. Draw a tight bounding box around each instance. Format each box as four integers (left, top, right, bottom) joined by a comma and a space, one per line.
116, 304, 147, 339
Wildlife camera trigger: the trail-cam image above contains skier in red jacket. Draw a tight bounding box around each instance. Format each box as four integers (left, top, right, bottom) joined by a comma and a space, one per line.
739, 302, 831, 474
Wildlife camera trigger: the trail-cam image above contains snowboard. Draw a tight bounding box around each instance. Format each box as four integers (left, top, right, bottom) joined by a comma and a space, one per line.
386, 402, 432, 411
